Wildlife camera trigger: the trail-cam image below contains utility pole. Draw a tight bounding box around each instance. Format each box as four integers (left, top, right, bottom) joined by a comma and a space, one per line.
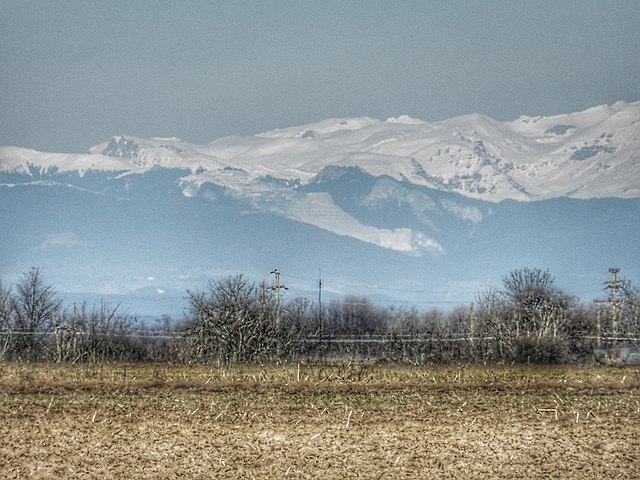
270, 269, 287, 329
318, 269, 323, 336
597, 267, 622, 345
607, 267, 620, 337
596, 307, 602, 349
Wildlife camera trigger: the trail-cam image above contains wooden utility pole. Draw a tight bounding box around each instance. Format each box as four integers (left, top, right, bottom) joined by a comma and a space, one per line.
318, 270, 323, 336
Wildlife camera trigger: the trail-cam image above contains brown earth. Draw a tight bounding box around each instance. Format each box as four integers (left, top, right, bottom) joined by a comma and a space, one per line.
0, 363, 638, 479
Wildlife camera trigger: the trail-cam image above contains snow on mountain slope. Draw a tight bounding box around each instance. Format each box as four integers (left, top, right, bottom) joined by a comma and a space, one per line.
0, 146, 131, 176
1, 101, 639, 203
274, 191, 445, 255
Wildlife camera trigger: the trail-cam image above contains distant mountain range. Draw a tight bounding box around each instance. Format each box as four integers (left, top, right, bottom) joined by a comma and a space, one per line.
1, 101, 639, 316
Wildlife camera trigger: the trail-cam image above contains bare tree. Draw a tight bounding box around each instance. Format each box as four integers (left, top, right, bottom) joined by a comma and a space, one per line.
12, 268, 62, 360
185, 274, 278, 364
474, 285, 512, 361
502, 268, 571, 339
0, 280, 16, 360
323, 296, 387, 336
562, 305, 597, 361
83, 302, 135, 362
53, 301, 133, 363
281, 296, 316, 357
473, 269, 574, 363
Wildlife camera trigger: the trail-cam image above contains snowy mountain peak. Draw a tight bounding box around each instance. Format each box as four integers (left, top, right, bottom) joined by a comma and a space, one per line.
256, 116, 379, 139
385, 115, 425, 125
102, 136, 140, 158
1, 101, 639, 202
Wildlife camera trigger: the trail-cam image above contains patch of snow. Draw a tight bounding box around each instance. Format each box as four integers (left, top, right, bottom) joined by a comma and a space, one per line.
273, 192, 443, 254
386, 115, 425, 125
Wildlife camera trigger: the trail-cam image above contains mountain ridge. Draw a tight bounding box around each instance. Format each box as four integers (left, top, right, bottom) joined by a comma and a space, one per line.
2, 100, 639, 203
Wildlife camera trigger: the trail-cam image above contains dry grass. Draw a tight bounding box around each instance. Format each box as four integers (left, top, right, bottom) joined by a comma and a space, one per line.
0, 362, 639, 478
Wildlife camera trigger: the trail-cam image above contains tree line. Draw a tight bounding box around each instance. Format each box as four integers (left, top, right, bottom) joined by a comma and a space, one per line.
1, 267, 639, 364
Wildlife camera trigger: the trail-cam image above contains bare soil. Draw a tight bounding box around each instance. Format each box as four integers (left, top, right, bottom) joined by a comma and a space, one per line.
0, 363, 638, 479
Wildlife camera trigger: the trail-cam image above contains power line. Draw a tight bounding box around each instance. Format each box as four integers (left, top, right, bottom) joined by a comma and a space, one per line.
283, 272, 476, 296
5, 330, 639, 343
270, 269, 634, 310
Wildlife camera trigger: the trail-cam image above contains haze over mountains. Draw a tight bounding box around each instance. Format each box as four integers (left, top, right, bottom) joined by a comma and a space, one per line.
1, 101, 639, 316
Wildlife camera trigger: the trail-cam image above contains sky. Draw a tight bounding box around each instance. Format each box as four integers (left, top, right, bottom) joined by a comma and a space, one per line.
2, 0, 640, 153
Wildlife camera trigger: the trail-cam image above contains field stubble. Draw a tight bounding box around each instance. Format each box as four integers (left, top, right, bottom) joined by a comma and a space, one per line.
0, 363, 638, 479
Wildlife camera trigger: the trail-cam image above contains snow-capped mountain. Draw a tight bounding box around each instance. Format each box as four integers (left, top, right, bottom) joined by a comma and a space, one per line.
1, 102, 639, 315
3, 100, 639, 201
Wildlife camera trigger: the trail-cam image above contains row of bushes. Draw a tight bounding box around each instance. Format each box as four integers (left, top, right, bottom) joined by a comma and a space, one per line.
2, 268, 639, 364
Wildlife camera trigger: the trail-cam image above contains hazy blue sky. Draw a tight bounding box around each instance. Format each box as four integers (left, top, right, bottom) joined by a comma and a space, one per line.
2, 1, 639, 152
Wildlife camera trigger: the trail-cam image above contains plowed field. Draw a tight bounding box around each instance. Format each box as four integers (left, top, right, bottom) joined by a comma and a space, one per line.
1, 363, 638, 479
